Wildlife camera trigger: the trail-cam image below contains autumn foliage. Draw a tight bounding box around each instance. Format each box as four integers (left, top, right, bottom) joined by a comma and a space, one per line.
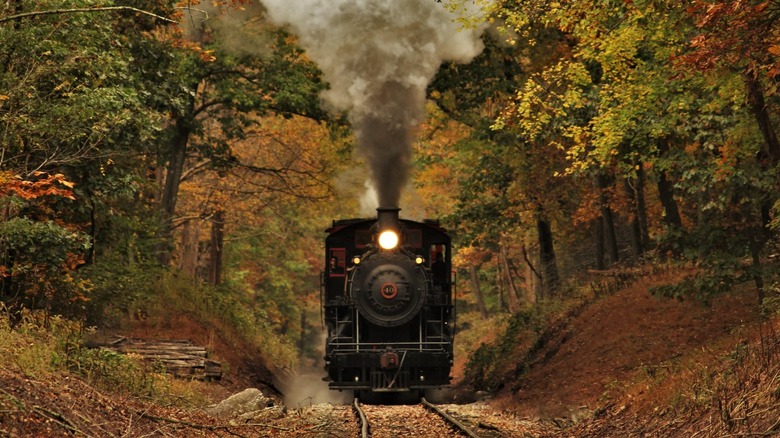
0, 171, 89, 312
0, 172, 75, 201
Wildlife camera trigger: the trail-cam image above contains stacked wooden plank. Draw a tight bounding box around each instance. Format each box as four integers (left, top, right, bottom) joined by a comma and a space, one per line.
107, 337, 222, 381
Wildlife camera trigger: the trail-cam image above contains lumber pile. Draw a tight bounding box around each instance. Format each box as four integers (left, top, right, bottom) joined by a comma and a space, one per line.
106, 337, 222, 381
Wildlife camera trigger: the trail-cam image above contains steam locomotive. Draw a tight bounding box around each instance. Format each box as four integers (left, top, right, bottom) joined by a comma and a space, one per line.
322, 207, 454, 396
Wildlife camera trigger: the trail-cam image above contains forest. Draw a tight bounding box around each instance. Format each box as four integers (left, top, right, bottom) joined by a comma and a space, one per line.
1, 0, 780, 435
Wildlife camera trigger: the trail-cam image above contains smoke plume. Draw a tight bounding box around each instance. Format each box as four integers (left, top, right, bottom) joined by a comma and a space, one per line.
258, 0, 489, 208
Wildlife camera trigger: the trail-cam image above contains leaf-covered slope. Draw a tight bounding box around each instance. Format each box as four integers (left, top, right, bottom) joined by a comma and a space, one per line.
471, 269, 771, 433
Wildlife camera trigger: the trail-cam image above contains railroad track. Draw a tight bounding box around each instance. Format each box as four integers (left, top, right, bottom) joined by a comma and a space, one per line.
352, 397, 485, 438
421, 398, 481, 438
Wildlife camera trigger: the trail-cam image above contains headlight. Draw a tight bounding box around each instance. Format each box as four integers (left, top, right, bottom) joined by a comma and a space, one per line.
415, 256, 424, 265
378, 230, 399, 250
352, 256, 361, 265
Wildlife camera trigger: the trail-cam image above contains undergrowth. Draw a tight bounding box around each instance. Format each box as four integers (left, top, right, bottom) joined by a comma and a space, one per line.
85, 260, 299, 373
0, 261, 298, 407
151, 272, 298, 371
464, 299, 570, 391
0, 305, 213, 407
462, 269, 648, 393
635, 316, 780, 436
666, 291, 780, 434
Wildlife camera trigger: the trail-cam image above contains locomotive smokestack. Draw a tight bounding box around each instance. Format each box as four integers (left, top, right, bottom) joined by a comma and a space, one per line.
377, 207, 400, 231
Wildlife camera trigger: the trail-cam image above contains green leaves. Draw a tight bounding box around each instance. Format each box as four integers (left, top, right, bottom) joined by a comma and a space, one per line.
430, 0, 780, 303
0, 218, 88, 273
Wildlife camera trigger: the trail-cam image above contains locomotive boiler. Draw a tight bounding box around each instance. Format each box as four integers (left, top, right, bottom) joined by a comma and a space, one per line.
322, 207, 454, 396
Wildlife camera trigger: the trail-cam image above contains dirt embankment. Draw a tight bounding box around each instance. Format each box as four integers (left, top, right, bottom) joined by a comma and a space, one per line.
485, 270, 780, 436
502, 275, 759, 417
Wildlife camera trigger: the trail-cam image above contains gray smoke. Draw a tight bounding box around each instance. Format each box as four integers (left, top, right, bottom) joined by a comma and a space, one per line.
259, 0, 489, 208
180, 2, 273, 56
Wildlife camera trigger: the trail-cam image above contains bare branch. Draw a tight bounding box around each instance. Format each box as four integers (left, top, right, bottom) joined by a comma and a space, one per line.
180, 159, 212, 183
0, 6, 176, 25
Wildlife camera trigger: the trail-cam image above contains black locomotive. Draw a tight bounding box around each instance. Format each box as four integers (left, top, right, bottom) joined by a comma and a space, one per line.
322, 207, 454, 396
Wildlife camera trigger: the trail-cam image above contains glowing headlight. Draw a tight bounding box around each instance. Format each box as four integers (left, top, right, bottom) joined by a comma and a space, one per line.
378, 230, 399, 250
352, 256, 361, 265
415, 256, 425, 265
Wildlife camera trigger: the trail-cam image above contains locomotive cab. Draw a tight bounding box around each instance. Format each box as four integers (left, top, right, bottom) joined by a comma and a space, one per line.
322, 208, 454, 394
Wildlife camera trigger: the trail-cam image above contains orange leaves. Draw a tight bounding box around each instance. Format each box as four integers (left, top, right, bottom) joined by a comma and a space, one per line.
175, 114, 335, 239
573, 189, 602, 226
171, 39, 217, 62
0, 171, 76, 201
681, 0, 778, 80
695, 2, 726, 27
768, 45, 780, 79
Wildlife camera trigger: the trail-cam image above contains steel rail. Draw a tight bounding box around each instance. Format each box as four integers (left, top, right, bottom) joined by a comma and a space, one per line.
353, 398, 369, 438
421, 397, 481, 438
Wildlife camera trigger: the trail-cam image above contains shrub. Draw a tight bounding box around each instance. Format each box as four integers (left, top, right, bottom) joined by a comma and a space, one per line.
0, 305, 211, 406
0, 217, 91, 315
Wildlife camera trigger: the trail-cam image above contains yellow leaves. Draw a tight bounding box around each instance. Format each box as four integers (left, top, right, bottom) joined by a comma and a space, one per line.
497, 59, 591, 144
49, 174, 75, 189
595, 23, 646, 82
52, 80, 71, 93
414, 112, 469, 217
99, 159, 114, 177
452, 245, 493, 268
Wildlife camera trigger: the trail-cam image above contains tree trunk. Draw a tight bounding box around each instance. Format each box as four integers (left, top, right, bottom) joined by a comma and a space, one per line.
208, 210, 225, 286
657, 172, 682, 227
750, 238, 765, 304
495, 257, 505, 311
179, 219, 200, 277
537, 215, 559, 296
521, 244, 542, 302
624, 177, 643, 258
746, 74, 780, 165
85, 196, 97, 265
505, 252, 530, 304
635, 164, 651, 249
656, 139, 683, 230
744, 74, 777, 304
499, 243, 519, 313
597, 173, 619, 264
157, 115, 194, 266
468, 263, 489, 318
594, 218, 605, 270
